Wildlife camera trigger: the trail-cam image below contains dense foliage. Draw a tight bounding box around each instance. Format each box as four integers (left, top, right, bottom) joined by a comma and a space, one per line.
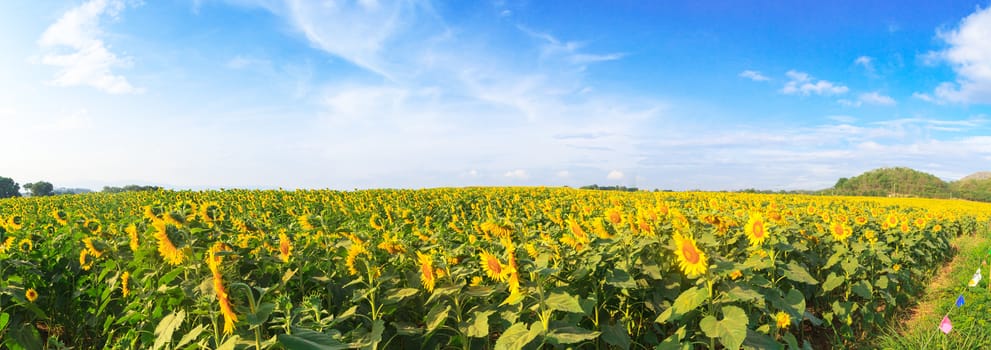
0, 188, 989, 349
826, 167, 952, 198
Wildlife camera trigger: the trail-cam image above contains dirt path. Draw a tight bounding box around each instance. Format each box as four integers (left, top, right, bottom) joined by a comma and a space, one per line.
900, 234, 987, 332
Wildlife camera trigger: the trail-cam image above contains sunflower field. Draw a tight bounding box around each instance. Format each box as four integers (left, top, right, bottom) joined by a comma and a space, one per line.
0, 187, 989, 349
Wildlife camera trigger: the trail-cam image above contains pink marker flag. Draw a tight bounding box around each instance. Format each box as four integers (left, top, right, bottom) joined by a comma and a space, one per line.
940, 315, 953, 334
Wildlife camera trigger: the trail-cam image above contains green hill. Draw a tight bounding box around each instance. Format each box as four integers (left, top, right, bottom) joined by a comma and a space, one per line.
825, 167, 953, 198
951, 173, 991, 202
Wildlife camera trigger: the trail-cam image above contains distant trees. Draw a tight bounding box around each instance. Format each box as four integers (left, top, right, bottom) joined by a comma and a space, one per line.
826, 167, 952, 198
581, 184, 639, 192
23, 181, 54, 197
102, 185, 162, 193
0, 176, 21, 198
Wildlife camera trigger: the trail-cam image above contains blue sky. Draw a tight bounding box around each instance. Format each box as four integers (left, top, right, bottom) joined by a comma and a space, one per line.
2, 0, 991, 191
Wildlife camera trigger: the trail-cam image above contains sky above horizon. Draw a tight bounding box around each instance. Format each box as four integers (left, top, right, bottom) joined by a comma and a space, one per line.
3, 1, 991, 191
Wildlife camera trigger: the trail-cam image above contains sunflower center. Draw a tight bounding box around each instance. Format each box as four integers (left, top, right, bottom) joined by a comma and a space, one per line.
487, 257, 502, 274
681, 243, 700, 264
422, 264, 434, 280
752, 221, 765, 238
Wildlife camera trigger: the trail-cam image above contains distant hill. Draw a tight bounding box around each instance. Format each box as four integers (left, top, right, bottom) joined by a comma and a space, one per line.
951, 172, 991, 202
824, 167, 952, 198
960, 171, 991, 182
822, 167, 991, 202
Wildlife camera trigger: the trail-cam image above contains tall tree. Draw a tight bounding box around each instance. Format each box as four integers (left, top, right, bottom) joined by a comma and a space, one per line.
24, 181, 54, 197
0, 176, 21, 198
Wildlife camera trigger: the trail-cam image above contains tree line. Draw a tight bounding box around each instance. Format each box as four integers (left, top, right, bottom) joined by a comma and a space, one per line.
0, 176, 160, 199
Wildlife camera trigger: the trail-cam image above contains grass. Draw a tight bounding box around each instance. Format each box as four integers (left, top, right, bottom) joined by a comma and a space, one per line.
874, 230, 991, 349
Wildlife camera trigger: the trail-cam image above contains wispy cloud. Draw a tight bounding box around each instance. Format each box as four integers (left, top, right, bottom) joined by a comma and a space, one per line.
855, 56, 873, 69
859, 91, 896, 105
781, 70, 848, 96
607, 170, 624, 180
504, 169, 528, 179
37, 0, 142, 94
739, 70, 770, 81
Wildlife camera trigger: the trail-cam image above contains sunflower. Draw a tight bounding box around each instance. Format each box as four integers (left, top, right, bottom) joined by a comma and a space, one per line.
52, 210, 69, 226
604, 207, 623, 225
121, 271, 131, 297
206, 243, 237, 334
79, 249, 93, 270
369, 214, 385, 230
744, 212, 769, 247
126, 223, 139, 252
19, 238, 33, 252
6, 215, 23, 231
417, 251, 436, 292
479, 250, 507, 281
25, 288, 38, 303
82, 219, 101, 235
673, 232, 708, 278
829, 221, 852, 241
83, 237, 103, 258
775, 311, 791, 329
152, 220, 185, 265
899, 222, 911, 234
278, 232, 292, 263
298, 214, 315, 231
345, 242, 366, 276
199, 202, 224, 224
885, 213, 899, 228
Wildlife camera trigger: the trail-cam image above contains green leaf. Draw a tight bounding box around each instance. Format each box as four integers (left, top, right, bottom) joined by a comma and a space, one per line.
546, 326, 600, 344
784, 261, 818, 285
655, 326, 687, 350
277, 328, 349, 350
175, 324, 206, 348
606, 269, 637, 289
216, 335, 243, 350
656, 286, 708, 323
6, 323, 42, 350
425, 303, 451, 333
821, 273, 844, 292
742, 328, 782, 350
852, 280, 873, 299
726, 286, 762, 302
768, 288, 806, 325
0, 312, 8, 332
466, 310, 495, 338
783, 332, 799, 350
247, 302, 276, 327
698, 306, 748, 350
601, 323, 631, 350
158, 267, 185, 287
382, 288, 419, 305
495, 323, 539, 350
545, 292, 584, 314
152, 310, 185, 350
876, 275, 889, 290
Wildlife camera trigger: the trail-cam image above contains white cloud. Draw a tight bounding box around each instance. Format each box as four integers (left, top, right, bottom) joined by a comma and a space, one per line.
859, 91, 896, 105
837, 99, 861, 107
504, 169, 528, 179
926, 6, 991, 103
739, 70, 770, 81
37, 0, 142, 94
780, 70, 848, 96
556, 170, 570, 178
607, 170, 624, 180
912, 92, 943, 104
855, 56, 874, 71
